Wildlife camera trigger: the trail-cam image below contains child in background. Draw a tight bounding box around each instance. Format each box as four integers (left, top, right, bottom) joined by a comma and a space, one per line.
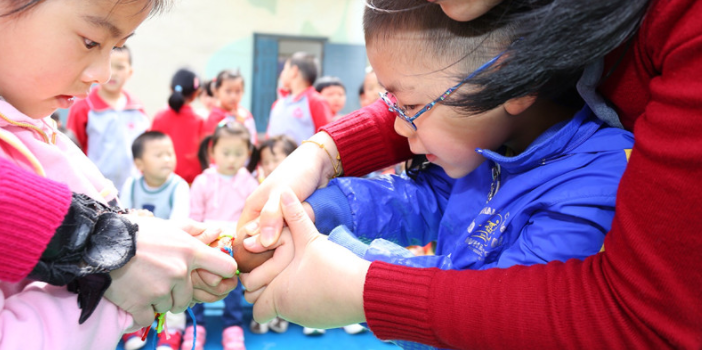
204, 70, 257, 145
185, 122, 259, 350
301, 2, 633, 348
67, 46, 150, 191
119, 131, 189, 349
248, 135, 297, 334
194, 79, 217, 119
314, 76, 347, 121
257, 135, 297, 179
358, 67, 384, 108
120, 131, 190, 220
266, 52, 333, 145
152, 68, 206, 184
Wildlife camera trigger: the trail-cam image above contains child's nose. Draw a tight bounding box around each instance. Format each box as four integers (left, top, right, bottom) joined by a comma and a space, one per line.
82, 51, 112, 85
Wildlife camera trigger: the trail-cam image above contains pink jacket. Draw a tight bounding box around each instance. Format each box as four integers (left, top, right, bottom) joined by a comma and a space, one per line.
0, 101, 118, 204
189, 166, 259, 225
0, 100, 132, 349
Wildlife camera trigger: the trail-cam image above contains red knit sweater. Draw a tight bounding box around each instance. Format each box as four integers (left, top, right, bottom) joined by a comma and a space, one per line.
322, 0, 702, 347
0, 158, 72, 282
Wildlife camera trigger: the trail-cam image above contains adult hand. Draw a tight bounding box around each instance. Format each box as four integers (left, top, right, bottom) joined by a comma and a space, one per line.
179, 221, 241, 302
104, 215, 238, 327
237, 132, 340, 250
240, 188, 370, 329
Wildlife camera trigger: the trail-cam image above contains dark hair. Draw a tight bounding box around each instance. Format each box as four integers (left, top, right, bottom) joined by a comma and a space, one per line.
112, 45, 133, 65
168, 68, 200, 113
132, 131, 169, 160
200, 79, 215, 97
2, 0, 171, 18
365, 0, 650, 113
314, 76, 346, 94
197, 121, 258, 173
258, 135, 298, 159
214, 70, 244, 90
288, 52, 319, 86
364, 0, 518, 112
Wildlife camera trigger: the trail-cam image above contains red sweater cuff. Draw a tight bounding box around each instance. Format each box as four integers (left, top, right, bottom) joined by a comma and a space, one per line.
364, 261, 443, 347
321, 99, 413, 177
0, 160, 72, 282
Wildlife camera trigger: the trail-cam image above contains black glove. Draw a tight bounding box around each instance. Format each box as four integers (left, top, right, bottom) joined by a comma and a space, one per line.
29, 193, 137, 323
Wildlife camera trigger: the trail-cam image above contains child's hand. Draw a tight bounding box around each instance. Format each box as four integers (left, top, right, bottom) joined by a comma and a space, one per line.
237, 132, 340, 249
104, 215, 238, 327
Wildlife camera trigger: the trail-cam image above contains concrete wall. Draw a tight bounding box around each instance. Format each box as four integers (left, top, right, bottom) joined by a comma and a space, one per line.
125, 0, 366, 117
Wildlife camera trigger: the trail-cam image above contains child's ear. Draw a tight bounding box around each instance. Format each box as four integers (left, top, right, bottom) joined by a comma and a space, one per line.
134, 158, 144, 173
503, 95, 537, 116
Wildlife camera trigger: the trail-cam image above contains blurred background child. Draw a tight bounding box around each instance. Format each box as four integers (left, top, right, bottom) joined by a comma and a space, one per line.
152, 68, 206, 184
204, 70, 258, 145
257, 135, 297, 180
120, 131, 190, 220
67, 46, 150, 191
186, 122, 259, 350
266, 52, 333, 145
194, 79, 217, 119
314, 76, 346, 121
358, 67, 384, 108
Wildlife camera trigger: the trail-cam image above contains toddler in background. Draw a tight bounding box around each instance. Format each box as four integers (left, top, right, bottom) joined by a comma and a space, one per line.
119, 133, 189, 350
266, 52, 333, 145
186, 121, 259, 350
314, 76, 347, 121
152, 68, 206, 184
120, 131, 190, 220
67, 46, 150, 191
204, 70, 258, 145
194, 79, 217, 119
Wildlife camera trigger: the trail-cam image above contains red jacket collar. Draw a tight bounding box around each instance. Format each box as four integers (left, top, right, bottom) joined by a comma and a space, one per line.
278, 86, 316, 103
86, 85, 143, 112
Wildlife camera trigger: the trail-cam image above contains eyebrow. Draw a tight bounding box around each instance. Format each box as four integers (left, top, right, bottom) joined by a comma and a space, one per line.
82, 15, 134, 40
379, 81, 411, 94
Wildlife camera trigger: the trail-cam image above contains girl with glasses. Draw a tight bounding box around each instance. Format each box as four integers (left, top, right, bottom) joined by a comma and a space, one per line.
242, 1, 634, 348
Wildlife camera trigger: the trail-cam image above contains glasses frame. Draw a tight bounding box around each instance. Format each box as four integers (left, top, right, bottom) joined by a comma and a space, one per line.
380, 52, 504, 131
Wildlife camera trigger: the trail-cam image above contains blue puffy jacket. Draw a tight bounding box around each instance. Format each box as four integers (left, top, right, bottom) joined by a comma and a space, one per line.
307, 106, 634, 270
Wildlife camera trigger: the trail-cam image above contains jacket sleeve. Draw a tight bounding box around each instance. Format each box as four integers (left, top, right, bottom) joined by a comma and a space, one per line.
363, 1, 702, 348
188, 176, 207, 222
0, 158, 72, 282
307, 166, 453, 247
320, 99, 413, 177
0, 282, 132, 350
66, 101, 90, 153
308, 94, 333, 131
328, 226, 465, 269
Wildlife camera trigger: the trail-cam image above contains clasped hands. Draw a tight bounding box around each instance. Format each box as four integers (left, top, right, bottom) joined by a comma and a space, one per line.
105, 215, 240, 328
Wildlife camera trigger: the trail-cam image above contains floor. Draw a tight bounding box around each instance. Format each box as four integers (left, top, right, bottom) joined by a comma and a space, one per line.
117, 299, 398, 350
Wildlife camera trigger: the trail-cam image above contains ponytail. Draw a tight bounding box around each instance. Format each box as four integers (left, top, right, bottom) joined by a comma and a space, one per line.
169, 68, 200, 113
168, 85, 185, 113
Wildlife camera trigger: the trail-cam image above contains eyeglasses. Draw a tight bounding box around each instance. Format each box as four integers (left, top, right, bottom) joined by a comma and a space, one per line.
380, 52, 504, 131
